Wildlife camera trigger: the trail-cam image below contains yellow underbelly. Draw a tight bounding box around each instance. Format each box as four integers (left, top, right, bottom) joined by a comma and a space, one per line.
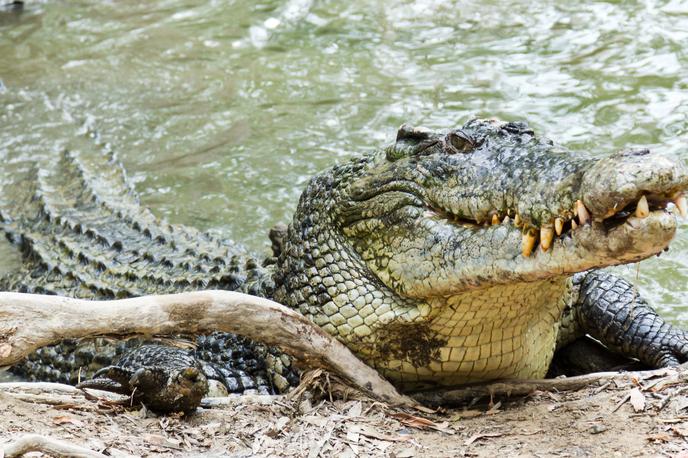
363, 278, 570, 390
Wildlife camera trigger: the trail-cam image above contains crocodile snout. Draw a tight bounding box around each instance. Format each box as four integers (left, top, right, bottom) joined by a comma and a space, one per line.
581, 149, 688, 221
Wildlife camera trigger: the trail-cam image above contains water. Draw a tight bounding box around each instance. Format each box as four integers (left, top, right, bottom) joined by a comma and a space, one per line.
0, 0, 686, 323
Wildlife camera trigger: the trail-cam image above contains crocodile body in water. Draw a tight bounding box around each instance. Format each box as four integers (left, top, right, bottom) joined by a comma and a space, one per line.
3, 118, 688, 393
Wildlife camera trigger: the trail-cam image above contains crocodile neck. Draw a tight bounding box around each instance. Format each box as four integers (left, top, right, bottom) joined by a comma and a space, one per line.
272, 154, 574, 389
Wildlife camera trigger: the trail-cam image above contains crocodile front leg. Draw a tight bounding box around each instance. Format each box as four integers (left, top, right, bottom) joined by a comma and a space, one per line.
77, 366, 134, 394
562, 270, 688, 368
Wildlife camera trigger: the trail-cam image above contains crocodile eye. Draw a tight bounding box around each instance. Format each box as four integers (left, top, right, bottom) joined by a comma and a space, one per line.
396, 124, 433, 142
444, 129, 475, 154
386, 124, 440, 161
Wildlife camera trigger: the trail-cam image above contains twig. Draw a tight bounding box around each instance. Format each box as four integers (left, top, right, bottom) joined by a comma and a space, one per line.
0, 382, 126, 408
2, 434, 106, 458
0, 291, 417, 408
411, 364, 688, 406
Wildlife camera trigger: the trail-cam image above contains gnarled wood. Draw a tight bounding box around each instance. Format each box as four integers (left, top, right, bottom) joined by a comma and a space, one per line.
411, 363, 688, 406
2, 434, 107, 458
0, 290, 418, 408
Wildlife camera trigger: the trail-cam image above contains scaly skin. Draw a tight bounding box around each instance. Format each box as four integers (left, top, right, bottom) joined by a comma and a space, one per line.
3, 118, 688, 393
0, 148, 296, 393
274, 119, 688, 389
77, 345, 209, 415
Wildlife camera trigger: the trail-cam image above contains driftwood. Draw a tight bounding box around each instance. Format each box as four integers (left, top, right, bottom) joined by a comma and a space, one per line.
0, 381, 127, 406
2, 434, 107, 458
4, 290, 688, 414
411, 363, 688, 406
0, 290, 418, 408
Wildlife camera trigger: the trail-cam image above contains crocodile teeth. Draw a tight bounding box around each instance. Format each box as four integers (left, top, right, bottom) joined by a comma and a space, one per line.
635, 195, 649, 218
492, 214, 500, 225
675, 195, 687, 218
514, 214, 522, 227
502, 215, 510, 225
540, 225, 554, 252
571, 219, 578, 230
522, 229, 537, 257
576, 200, 590, 225
554, 217, 563, 236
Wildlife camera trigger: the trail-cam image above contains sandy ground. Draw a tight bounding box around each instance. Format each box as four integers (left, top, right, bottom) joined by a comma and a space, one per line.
2, 370, 688, 457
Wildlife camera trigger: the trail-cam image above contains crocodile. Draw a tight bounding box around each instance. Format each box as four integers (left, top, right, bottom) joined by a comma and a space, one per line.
77, 345, 209, 415
3, 118, 688, 393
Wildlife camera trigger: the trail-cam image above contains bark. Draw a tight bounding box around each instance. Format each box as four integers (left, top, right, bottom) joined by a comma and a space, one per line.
0, 291, 418, 408
2, 434, 107, 458
411, 363, 688, 406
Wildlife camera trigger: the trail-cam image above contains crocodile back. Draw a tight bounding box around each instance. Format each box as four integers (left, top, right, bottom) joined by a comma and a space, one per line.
0, 124, 293, 392
0, 148, 264, 297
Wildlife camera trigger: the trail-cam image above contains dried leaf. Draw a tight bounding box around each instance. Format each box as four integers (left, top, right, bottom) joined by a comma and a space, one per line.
143, 434, 182, 450
275, 416, 289, 430
671, 426, 688, 438
307, 422, 335, 458
629, 388, 645, 412
346, 425, 360, 443
464, 432, 505, 446
486, 401, 502, 415
451, 409, 482, 421
52, 415, 85, 427
673, 397, 688, 412
358, 425, 412, 442
646, 433, 672, 443
347, 401, 363, 417
395, 448, 416, 457
86, 438, 106, 452
302, 415, 329, 428
390, 412, 453, 434
265, 416, 290, 438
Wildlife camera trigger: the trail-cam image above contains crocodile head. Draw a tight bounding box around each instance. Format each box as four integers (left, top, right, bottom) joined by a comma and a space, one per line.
335, 118, 688, 297
276, 118, 688, 387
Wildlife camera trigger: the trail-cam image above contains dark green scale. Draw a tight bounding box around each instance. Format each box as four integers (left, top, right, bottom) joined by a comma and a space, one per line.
1, 149, 293, 393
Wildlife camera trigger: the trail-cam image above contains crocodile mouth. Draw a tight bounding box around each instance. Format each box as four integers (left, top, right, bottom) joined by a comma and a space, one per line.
434, 193, 687, 257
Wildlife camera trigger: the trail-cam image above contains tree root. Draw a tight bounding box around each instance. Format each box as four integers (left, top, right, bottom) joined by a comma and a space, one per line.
0, 291, 418, 408
3, 291, 688, 413
411, 363, 688, 406
0, 381, 126, 406
2, 434, 107, 458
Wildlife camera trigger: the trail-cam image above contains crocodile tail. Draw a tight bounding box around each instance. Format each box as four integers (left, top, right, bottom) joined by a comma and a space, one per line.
0, 140, 292, 392
0, 148, 260, 297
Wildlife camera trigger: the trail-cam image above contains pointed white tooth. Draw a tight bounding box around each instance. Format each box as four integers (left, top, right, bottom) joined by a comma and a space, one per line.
492, 214, 500, 225
576, 200, 590, 225
540, 225, 554, 252
636, 195, 649, 218
514, 214, 522, 227
571, 220, 578, 230
554, 218, 564, 236
521, 229, 537, 257
675, 195, 687, 218
502, 215, 510, 225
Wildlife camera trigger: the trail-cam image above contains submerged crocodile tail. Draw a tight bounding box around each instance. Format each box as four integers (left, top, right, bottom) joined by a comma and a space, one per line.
0, 145, 293, 392
0, 149, 257, 297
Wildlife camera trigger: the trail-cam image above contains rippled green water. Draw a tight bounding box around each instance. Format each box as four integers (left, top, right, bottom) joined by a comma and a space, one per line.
0, 0, 687, 329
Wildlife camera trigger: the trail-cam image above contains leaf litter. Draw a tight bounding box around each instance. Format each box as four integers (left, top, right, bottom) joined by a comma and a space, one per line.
3, 367, 688, 456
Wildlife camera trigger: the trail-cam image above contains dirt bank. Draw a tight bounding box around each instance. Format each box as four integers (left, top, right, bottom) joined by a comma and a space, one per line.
2, 369, 688, 457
